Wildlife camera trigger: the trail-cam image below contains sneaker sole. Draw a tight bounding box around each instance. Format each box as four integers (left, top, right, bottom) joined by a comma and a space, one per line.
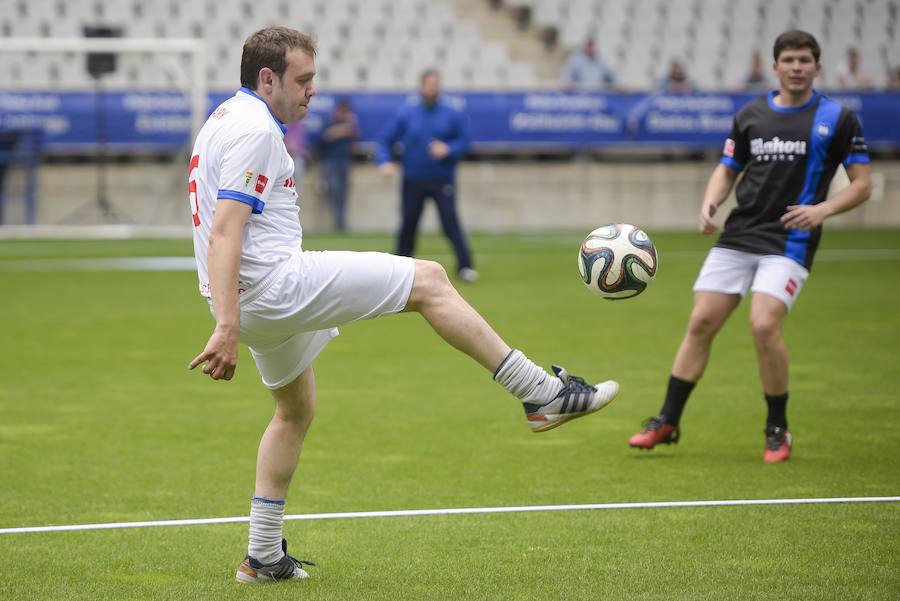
235, 566, 309, 584
628, 438, 678, 449
529, 388, 618, 433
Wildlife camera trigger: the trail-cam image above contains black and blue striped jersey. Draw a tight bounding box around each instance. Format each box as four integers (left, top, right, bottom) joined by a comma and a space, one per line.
717, 90, 869, 270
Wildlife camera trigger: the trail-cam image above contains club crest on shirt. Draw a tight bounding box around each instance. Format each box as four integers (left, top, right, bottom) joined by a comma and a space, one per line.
816, 122, 831, 138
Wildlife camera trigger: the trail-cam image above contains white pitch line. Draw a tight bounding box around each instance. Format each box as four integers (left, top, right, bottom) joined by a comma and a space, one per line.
1, 496, 898, 535
0, 256, 197, 272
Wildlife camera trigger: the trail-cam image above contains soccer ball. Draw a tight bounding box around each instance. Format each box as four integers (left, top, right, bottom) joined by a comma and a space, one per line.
577, 224, 658, 300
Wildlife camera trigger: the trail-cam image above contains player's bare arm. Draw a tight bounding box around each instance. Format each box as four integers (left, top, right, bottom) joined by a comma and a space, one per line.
189, 199, 253, 380
699, 164, 739, 234
781, 163, 873, 231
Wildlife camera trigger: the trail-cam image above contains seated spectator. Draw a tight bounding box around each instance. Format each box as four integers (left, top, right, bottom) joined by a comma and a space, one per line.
742, 51, 770, 91
656, 59, 695, 94
835, 47, 872, 89
561, 37, 619, 91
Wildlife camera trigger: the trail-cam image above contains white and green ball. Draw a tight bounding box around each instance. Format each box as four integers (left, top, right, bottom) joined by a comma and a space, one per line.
578, 224, 658, 300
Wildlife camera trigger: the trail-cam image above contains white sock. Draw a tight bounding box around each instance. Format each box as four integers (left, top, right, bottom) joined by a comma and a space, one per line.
248, 497, 285, 565
493, 349, 563, 405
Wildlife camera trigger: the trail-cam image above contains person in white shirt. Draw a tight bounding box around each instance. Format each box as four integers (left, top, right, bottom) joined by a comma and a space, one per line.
187, 27, 619, 584
834, 47, 872, 89
560, 37, 619, 91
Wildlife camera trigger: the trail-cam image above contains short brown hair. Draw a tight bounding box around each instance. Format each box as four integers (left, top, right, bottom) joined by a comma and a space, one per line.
240, 27, 317, 90
773, 30, 820, 63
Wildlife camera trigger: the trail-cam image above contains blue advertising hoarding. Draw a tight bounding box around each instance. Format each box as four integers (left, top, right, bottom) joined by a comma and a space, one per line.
1, 90, 898, 153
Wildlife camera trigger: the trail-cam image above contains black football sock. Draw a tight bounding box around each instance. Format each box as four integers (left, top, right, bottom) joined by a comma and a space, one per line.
765, 392, 789, 429
659, 375, 696, 426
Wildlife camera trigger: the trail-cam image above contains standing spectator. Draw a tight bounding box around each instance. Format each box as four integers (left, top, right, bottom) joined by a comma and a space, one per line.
835, 47, 872, 89
318, 97, 358, 232
376, 69, 478, 283
742, 51, 770, 91
560, 37, 618, 91
657, 59, 695, 94
283, 119, 309, 193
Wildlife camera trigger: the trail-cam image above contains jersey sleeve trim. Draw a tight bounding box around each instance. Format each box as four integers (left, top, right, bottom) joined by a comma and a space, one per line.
842, 153, 870, 167
720, 156, 745, 172
217, 190, 265, 214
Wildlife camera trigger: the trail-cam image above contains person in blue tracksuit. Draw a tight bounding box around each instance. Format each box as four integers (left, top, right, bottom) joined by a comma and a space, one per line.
319, 98, 359, 232
376, 69, 478, 283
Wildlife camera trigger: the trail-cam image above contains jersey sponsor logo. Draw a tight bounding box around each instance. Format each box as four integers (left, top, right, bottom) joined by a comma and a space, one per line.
750, 136, 807, 162
211, 107, 229, 119
284, 177, 295, 189
255, 174, 268, 193
244, 170, 253, 187
785, 277, 798, 297
723, 138, 735, 158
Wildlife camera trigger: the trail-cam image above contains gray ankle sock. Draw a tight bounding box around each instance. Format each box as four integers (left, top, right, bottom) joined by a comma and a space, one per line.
248, 497, 285, 565
493, 349, 563, 404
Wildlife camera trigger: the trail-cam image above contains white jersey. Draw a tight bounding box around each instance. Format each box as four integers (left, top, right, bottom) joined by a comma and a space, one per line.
189, 88, 301, 301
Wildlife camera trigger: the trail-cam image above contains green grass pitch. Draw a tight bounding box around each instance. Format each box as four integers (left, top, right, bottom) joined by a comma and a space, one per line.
1, 230, 898, 600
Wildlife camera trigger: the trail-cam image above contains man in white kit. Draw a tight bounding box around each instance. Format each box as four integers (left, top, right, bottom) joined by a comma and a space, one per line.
187, 27, 619, 584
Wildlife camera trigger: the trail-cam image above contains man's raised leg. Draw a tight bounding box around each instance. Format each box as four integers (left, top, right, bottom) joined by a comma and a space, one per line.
403, 259, 618, 431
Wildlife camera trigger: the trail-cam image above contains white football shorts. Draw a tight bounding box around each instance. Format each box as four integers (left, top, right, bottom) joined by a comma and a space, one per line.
235, 250, 415, 389
693, 247, 809, 310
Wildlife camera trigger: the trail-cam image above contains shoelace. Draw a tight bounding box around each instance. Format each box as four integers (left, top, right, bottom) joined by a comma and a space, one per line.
765, 427, 786, 451
561, 373, 594, 394
288, 555, 316, 570
641, 416, 667, 432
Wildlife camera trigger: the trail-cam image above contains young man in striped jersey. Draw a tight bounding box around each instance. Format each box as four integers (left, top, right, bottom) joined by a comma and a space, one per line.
628, 31, 872, 462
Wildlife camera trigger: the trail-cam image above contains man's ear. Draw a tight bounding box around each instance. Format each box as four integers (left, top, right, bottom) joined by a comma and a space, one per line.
258, 67, 275, 90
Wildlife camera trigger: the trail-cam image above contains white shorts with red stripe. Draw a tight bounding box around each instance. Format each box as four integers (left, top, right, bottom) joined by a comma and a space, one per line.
693, 247, 809, 311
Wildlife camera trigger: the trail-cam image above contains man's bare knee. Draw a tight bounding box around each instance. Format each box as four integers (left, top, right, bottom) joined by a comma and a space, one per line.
687, 309, 722, 339
271, 369, 317, 430
750, 315, 781, 348
405, 259, 453, 312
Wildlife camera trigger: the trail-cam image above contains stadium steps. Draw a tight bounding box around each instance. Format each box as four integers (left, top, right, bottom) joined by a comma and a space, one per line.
451, 0, 563, 87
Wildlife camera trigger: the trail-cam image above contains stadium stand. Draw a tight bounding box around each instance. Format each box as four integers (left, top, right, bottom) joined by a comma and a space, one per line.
0, 0, 539, 91
509, 0, 899, 89
1, 0, 897, 91
0, 0, 897, 230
